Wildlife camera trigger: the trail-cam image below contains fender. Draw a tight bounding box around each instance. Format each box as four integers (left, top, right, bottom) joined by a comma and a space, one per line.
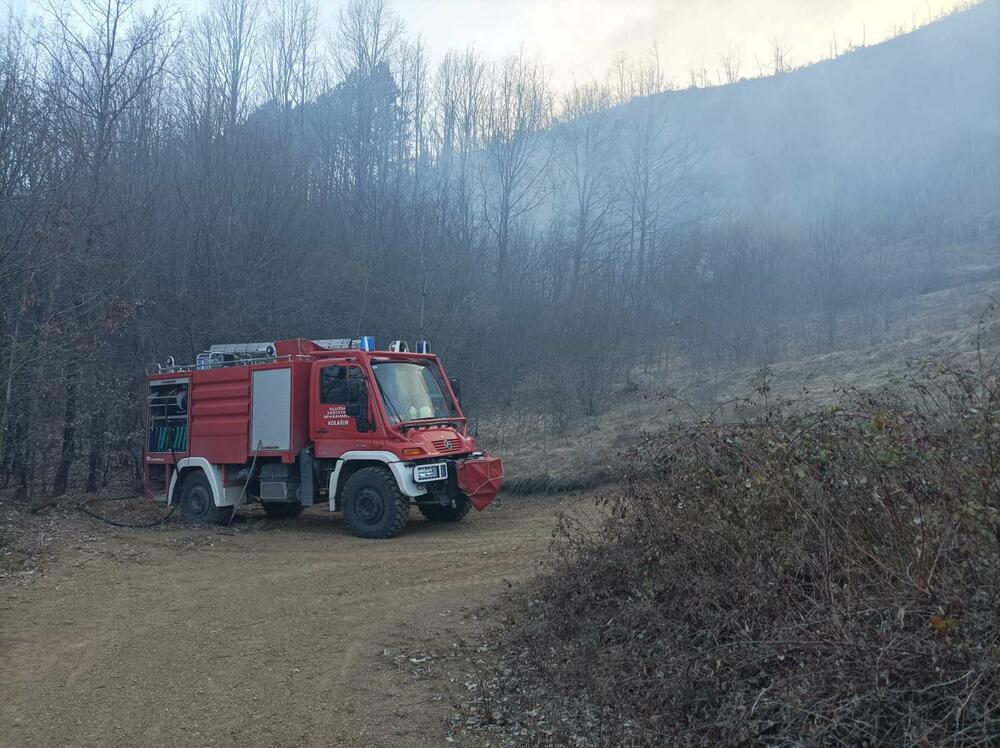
328, 451, 427, 511
167, 458, 244, 508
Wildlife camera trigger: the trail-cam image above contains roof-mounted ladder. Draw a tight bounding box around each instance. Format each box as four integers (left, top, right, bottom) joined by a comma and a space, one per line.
311, 338, 358, 350
208, 342, 277, 357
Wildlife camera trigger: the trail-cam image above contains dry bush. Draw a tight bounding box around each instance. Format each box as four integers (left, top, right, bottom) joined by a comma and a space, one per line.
479, 346, 1000, 745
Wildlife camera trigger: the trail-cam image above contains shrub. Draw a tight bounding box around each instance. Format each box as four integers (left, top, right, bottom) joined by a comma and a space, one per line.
483, 354, 1000, 745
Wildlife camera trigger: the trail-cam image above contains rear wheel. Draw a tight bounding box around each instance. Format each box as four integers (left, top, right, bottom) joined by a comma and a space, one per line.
179, 472, 233, 525
261, 501, 305, 519
418, 497, 471, 523
342, 467, 409, 539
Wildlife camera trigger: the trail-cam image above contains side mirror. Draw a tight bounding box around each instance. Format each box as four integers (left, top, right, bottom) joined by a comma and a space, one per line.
448, 377, 462, 408
345, 379, 371, 432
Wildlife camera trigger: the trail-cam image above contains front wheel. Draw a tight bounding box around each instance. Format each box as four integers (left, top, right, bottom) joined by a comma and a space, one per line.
418, 497, 471, 523
342, 467, 409, 539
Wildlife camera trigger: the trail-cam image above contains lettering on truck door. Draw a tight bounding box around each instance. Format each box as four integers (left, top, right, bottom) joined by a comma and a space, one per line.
311, 364, 372, 458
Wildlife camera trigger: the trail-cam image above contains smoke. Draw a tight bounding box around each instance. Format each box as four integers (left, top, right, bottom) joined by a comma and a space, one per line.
391, 0, 970, 91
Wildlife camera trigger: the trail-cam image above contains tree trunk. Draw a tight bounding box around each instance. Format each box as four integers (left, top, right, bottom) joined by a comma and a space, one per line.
85, 411, 106, 493
50, 361, 78, 497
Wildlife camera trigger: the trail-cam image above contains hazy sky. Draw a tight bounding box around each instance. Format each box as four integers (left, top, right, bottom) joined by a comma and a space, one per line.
13, 0, 972, 91
389, 0, 970, 89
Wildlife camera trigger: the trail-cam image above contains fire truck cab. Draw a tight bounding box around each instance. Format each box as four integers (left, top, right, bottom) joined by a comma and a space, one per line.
143, 338, 503, 539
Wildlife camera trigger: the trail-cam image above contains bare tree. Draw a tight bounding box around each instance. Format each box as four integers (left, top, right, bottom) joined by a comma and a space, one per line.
556, 80, 616, 296
334, 0, 402, 82
333, 0, 403, 244
613, 59, 684, 289
770, 38, 792, 75
719, 41, 742, 84
0, 16, 48, 480
396, 35, 429, 180
809, 204, 854, 350
22, 0, 176, 495
481, 50, 551, 296
433, 48, 487, 251
262, 0, 319, 112
211, 0, 262, 130
610, 45, 669, 103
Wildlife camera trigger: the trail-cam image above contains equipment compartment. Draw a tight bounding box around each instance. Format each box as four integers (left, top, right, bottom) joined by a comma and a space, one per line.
147, 378, 190, 453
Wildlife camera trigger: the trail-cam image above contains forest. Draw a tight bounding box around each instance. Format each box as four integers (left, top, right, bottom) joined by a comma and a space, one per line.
0, 0, 997, 498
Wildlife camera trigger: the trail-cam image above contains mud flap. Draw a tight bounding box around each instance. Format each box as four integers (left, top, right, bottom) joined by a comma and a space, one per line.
455, 454, 504, 510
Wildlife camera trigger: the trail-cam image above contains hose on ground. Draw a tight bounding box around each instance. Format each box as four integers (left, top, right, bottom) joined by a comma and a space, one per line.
77, 496, 178, 529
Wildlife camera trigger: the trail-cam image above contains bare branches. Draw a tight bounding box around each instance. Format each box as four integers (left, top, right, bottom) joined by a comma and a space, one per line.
719, 41, 742, 84
211, 0, 262, 129
481, 49, 552, 295
770, 38, 792, 75
262, 0, 319, 111
42, 0, 178, 161
334, 0, 401, 83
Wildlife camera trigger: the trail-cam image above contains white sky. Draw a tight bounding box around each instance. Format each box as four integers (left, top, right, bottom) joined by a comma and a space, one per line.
12, 0, 973, 91
388, 0, 971, 90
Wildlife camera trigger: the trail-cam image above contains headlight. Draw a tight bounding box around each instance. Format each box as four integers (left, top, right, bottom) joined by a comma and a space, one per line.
413, 462, 448, 482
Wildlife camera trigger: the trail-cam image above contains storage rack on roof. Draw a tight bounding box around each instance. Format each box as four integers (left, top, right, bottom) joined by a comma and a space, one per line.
144, 338, 368, 375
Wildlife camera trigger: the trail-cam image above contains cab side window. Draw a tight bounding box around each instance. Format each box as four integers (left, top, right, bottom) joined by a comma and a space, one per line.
320, 366, 357, 404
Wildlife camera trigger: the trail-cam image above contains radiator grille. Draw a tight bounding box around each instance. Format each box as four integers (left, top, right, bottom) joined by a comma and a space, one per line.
432, 439, 461, 453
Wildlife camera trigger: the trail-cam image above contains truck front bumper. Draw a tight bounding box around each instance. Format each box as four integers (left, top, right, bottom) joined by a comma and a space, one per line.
454, 453, 504, 510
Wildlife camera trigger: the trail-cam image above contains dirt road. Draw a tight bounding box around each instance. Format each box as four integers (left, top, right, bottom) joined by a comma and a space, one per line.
0, 497, 573, 746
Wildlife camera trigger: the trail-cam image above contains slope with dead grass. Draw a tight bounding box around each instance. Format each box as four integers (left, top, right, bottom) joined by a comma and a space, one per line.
485, 272, 1000, 491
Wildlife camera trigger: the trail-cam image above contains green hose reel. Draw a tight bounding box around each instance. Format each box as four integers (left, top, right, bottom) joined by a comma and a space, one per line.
149, 424, 187, 452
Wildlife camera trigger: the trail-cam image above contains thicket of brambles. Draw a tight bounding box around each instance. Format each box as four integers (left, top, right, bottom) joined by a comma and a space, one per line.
0, 0, 996, 497
473, 325, 1000, 745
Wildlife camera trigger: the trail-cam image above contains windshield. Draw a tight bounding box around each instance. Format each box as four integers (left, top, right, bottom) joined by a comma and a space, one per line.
371, 361, 456, 424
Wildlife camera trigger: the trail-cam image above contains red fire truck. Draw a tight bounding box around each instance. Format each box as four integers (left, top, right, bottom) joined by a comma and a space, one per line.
143, 338, 503, 539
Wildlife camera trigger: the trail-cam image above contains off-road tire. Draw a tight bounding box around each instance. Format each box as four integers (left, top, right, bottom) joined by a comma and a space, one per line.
418, 498, 471, 523
261, 501, 305, 519
342, 467, 409, 539
178, 472, 234, 525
